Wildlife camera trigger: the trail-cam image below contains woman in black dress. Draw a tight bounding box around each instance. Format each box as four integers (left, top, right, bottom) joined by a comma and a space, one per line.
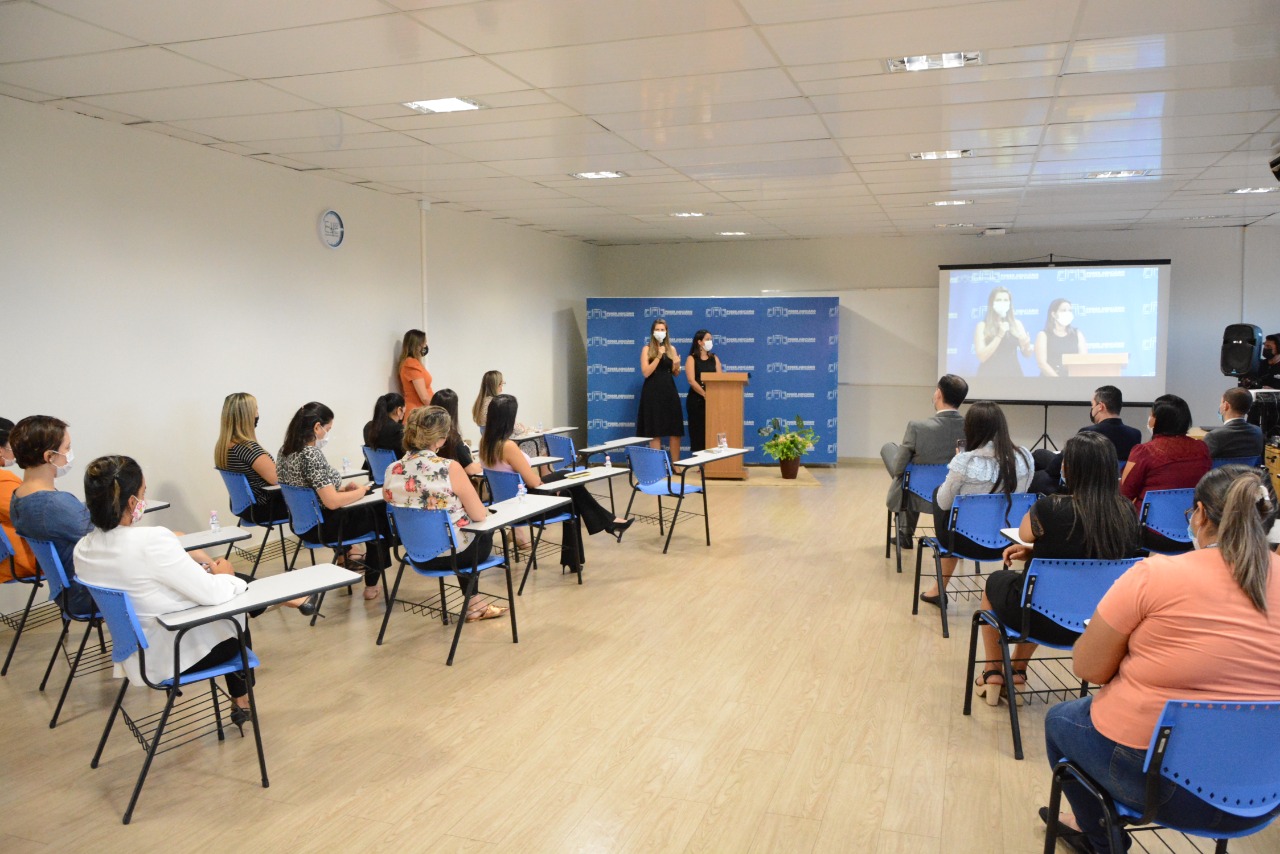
637, 318, 684, 459
973, 286, 1031, 377
1034, 297, 1089, 377
684, 329, 723, 453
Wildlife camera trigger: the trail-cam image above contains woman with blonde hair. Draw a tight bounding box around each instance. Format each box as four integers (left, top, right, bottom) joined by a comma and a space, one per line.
637, 318, 683, 459
215, 392, 287, 524
397, 329, 433, 420
472, 370, 504, 431
383, 406, 504, 622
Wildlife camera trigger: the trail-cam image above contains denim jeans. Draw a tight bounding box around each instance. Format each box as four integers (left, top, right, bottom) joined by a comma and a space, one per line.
1044, 696, 1274, 852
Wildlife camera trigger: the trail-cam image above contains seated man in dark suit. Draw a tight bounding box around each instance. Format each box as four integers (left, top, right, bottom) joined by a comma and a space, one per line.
1204, 386, 1264, 461
881, 374, 968, 548
1030, 385, 1142, 495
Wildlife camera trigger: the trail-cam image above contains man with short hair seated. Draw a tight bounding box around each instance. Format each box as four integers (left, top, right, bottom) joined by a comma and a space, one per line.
1030, 385, 1141, 496
1204, 386, 1264, 461
881, 374, 968, 549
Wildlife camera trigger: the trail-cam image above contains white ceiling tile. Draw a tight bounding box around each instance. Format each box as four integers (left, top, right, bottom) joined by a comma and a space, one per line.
45, 98, 146, 123
288, 144, 467, 169
1055, 58, 1280, 98
1076, 0, 1278, 39
826, 100, 1051, 138
595, 97, 815, 132
76, 80, 321, 122
132, 122, 222, 145
1065, 27, 1280, 75
267, 57, 529, 107
375, 102, 579, 131
0, 2, 141, 63
613, 115, 831, 151
0, 47, 239, 98
412, 0, 748, 54
167, 14, 470, 79
166, 110, 385, 142
484, 152, 672, 176
433, 131, 638, 162
1043, 112, 1276, 145
739, 0, 979, 26
796, 58, 1062, 96
38, 0, 393, 43
489, 28, 777, 89
240, 130, 424, 154
546, 68, 801, 115
404, 115, 605, 145
807, 77, 1057, 113
0, 81, 58, 101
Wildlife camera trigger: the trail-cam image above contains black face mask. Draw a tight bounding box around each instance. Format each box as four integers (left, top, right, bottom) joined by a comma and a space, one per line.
254, 416, 260, 428
1265, 348, 1276, 360
421, 346, 429, 357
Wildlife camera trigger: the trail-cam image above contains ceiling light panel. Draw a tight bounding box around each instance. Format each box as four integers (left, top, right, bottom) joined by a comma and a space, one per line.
885, 51, 981, 72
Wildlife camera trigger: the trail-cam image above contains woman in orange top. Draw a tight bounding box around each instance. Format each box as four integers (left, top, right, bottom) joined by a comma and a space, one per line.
0, 417, 39, 581
1043, 465, 1280, 852
397, 329, 433, 419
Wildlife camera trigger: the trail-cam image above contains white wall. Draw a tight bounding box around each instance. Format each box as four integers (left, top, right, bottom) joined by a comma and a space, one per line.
599, 225, 1279, 459
421, 208, 598, 445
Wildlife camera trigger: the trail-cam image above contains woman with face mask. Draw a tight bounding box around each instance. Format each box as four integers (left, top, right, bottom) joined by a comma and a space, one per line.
7, 415, 95, 614
637, 319, 684, 459
0, 417, 39, 583
1035, 298, 1089, 378
277, 402, 389, 599
216, 392, 289, 526
684, 329, 723, 453
398, 329, 433, 421
974, 287, 1032, 376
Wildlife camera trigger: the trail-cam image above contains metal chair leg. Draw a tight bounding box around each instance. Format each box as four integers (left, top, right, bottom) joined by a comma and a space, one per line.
50, 620, 95, 728
934, 551, 949, 639
248, 524, 272, 578
503, 561, 518, 644
122, 689, 176, 824
962, 612, 982, 715
663, 494, 685, 554
445, 575, 475, 666
911, 545, 925, 615
376, 562, 408, 645
92, 679, 129, 768
1, 580, 41, 676
701, 483, 710, 546
998, 629, 1023, 760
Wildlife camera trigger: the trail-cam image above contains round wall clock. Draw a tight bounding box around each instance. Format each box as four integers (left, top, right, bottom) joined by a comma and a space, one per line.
319, 209, 344, 248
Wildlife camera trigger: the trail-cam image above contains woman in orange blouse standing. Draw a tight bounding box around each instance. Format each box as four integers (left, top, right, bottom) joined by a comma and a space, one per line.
397, 329, 433, 421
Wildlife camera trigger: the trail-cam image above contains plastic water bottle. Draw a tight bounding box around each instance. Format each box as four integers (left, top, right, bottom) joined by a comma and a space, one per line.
516, 480, 527, 503
209, 511, 220, 532
604, 454, 613, 470
341, 455, 350, 474
537, 420, 544, 432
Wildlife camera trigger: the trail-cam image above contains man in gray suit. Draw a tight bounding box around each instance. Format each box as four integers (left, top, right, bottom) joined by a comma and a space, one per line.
881, 374, 968, 547
1204, 387, 1264, 461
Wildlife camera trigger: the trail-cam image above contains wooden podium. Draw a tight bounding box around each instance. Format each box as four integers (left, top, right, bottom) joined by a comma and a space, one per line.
702, 373, 749, 480
1062, 353, 1129, 377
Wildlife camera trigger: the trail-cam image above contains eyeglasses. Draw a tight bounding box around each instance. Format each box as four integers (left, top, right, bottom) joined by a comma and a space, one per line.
1184, 507, 1195, 522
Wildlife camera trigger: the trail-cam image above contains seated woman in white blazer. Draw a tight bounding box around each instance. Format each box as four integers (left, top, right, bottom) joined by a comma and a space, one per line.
74, 456, 268, 731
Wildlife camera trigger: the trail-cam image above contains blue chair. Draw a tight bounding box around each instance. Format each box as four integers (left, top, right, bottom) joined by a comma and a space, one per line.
2, 526, 55, 677
26, 537, 110, 727
79, 580, 266, 825
484, 468, 580, 593
277, 484, 387, 624
885, 462, 950, 574
914, 492, 1038, 638
380, 505, 514, 664
624, 446, 707, 554
216, 469, 295, 578
361, 445, 398, 486
963, 557, 1141, 760
543, 433, 586, 474
1045, 700, 1280, 854
1137, 488, 1196, 555
1211, 455, 1263, 469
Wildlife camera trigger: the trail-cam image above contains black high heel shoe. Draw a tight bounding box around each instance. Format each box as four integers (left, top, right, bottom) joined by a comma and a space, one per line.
298, 592, 321, 617
228, 703, 251, 736
609, 518, 634, 543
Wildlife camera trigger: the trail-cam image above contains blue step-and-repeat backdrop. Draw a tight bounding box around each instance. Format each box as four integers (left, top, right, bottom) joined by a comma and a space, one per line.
585, 297, 840, 465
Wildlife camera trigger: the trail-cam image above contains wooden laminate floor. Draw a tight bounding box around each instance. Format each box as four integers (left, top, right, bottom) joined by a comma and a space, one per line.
1, 465, 1275, 853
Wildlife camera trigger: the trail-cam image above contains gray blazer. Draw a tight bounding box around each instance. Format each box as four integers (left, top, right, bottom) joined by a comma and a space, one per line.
886, 409, 965, 511
1203, 418, 1264, 461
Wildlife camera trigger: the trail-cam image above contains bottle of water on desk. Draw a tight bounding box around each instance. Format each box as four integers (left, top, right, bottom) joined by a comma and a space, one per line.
516, 480, 527, 503
604, 454, 612, 470
341, 456, 350, 474
209, 511, 220, 532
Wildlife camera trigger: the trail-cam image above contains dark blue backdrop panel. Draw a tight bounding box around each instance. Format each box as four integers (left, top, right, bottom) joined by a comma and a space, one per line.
586, 297, 840, 465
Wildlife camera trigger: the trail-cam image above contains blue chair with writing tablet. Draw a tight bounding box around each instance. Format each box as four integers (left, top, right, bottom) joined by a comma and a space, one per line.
1137, 488, 1196, 555
543, 433, 586, 474
26, 537, 111, 728
80, 580, 266, 825
361, 445, 398, 487
885, 462, 950, 574
624, 445, 708, 555
216, 469, 294, 578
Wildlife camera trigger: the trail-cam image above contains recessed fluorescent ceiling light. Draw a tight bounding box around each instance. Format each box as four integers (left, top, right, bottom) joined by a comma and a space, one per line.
928, 199, 972, 206
403, 97, 483, 114
1086, 170, 1148, 179
670, 212, 706, 217
571, 171, 627, 179
887, 51, 981, 72
910, 149, 972, 160
935, 222, 975, 228
1226, 187, 1278, 194
716, 231, 749, 236
1181, 214, 1236, 220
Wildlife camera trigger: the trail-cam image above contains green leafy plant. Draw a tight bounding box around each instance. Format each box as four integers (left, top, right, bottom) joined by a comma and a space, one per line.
756, 415, 819, 462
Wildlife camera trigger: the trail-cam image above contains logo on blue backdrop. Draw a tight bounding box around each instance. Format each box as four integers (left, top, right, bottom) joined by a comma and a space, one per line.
587, 308, 635, 319
827, 362, 838, 373
767, 335, 817, 346
767, 363, 816, 373
723, 363, 755, 372
588, 419, 635, 430
827, 389, 838, 400
587, 391, 635, 401
826, 417, 838, 428
766, 390, 816, 400
587, 336, 637, 347
644, 306, 694, 318
828, 335, 839, 346
767, 306, 818, 317
587, 364, 636, 375
719, 336, 756, 344
828, 306, 840, 317
705, 306, 756, 317
827, 442, 838, 454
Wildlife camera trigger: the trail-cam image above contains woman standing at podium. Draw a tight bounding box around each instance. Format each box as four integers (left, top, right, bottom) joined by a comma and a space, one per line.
637, 318, 683, 460
684, 329, 723, 453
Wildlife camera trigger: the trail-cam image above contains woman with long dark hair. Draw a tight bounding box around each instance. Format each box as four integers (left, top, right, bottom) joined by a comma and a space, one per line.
684, 329, 722, 453
480, 394, 632, 567
362, 392, 405, 454
430, 389, 481, 476
1035, 297, 1088, 378
920, 401, 1033, 605
973, 286, 1032, 377
277, 402, 387, 599
973, 432, 1141, 703
1042, 466, 1280, 853
1120, 394, 1211, 512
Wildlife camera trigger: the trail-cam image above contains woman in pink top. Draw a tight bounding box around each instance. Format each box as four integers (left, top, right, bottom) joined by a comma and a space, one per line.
1043, 465, 1280, 853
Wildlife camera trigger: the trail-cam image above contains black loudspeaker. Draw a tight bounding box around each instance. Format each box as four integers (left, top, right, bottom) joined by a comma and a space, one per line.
1221, 323, 1263, 377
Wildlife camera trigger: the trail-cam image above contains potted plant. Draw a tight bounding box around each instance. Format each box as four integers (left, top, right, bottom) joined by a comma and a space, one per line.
757, 415, 819, 479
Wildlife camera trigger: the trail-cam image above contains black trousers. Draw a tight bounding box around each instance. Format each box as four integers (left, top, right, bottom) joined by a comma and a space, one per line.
413, 532, 495, 577
238, 490, 289, 526
538, 472, 616, 565
931, 497, 1007, 561
305, 500, 390, 585
185, 635, 255, 699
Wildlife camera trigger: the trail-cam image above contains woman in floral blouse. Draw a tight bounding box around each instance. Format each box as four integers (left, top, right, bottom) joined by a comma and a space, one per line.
383, 406, 506, 622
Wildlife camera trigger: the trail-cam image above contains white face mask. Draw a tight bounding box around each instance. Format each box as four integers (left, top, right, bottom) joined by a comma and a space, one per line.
702, 340, 713, 352
130, 497, 146, 523
1058, 311, 1074, 326
52, 449, 75, 478
992, 299, 1010, 317
1, 446, 14, 467
653, 330, 666, 342
316, 436, 330, 450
